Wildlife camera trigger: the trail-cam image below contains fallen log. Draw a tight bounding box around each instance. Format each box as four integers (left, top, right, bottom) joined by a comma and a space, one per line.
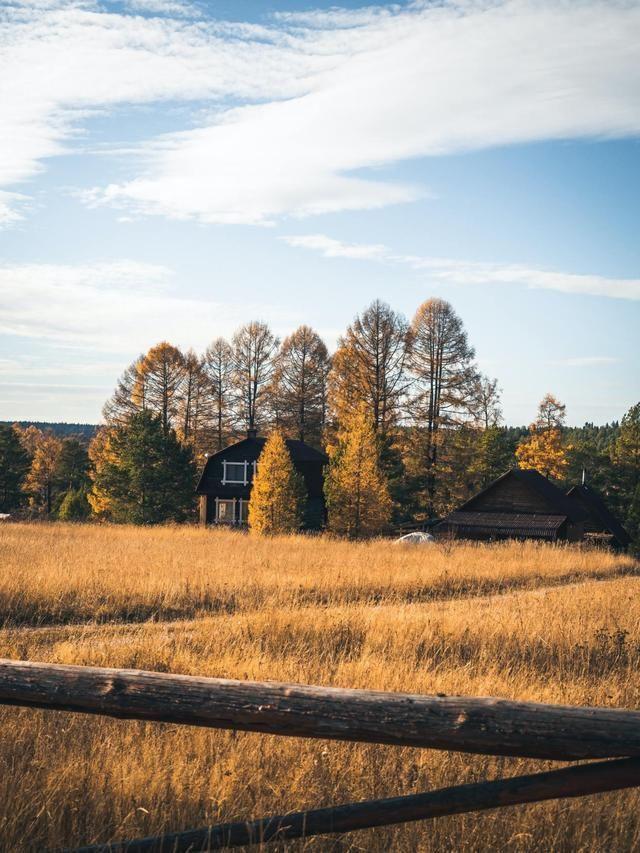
2, 659, 640, 760
68, 757, 640, 852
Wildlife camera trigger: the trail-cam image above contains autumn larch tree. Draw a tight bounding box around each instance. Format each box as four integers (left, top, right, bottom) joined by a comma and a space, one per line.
138, 342, 187, 435
88, 411, 195, 524
232, 321, 280, 433
325, 405, 392, 539
408, 298, 478, 516
204, 337, 235, 450
18, 426, 62, 515
273, 325, 330, 445
536, 393, 567, 431
248, 430, 305, 535
516, 393, 568, 480
102, 354, 147, 426
472, 375, 503, 429
103, 342, 188, 437
329, 299, 410, 436
176, 349, 212, 464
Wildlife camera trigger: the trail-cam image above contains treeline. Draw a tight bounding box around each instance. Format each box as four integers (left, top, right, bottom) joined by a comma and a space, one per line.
1, 297, 639, 544
0, 422, 97, 442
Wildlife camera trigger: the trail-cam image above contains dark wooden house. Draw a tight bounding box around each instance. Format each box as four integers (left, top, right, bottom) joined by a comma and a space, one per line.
436, 468, 586, 543
196, 429, 327, 529
566, 484, 630, 550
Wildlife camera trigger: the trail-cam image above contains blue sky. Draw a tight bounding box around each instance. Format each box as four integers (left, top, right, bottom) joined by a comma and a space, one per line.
1, 0, 639, 426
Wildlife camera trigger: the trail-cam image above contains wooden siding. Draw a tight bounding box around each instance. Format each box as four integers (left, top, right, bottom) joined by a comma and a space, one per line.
466, 477, 553, 516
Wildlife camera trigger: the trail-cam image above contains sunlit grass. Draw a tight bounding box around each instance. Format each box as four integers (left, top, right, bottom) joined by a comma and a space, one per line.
0, 522, 638, 851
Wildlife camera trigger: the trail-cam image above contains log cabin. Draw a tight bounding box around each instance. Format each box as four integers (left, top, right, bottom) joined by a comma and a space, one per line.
196, 429, 327, 530
437, 468, 587, 543
566, 483, 630, 550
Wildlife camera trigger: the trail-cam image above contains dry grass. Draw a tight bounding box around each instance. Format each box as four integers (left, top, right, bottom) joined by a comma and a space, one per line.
0, 522, 639, 851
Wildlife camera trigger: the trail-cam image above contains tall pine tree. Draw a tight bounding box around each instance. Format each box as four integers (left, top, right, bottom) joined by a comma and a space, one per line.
0, 424, 30, 513
89, 412, 195, 524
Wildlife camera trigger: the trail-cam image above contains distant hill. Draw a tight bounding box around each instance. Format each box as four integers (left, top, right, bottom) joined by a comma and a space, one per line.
1, 421, 99, 442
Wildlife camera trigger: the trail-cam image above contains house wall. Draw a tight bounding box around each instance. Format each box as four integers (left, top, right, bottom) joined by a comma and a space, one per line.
466, 479, 554, 515
197, 438, 326, 530
566, 521, 584, 542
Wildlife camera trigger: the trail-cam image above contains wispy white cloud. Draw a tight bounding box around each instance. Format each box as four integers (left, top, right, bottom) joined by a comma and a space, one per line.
1, 0, 640, 226
559, 356, 621, 367
91, 0, 640, 224
281, 233, 640, 301
282, 233, 388, 260
0, 259, 298, 351
122, 0, 202, 18
0, 190, 30, 226
0, 0, 333, 223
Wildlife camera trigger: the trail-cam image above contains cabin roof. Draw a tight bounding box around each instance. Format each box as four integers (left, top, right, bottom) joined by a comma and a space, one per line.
460, 468, 587, 524
566, 484, 631, 546
443, 511, 567, 538
195, 434, 327, 495
203, 435, 328, 464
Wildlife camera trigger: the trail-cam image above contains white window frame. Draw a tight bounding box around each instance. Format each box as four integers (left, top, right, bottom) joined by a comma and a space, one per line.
222, 459, 249, 485
214, 497, 249, 526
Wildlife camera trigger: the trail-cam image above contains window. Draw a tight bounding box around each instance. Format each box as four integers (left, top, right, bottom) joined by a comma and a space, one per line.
215, 498, 249, 525
216, 499, 235, 522
222, 460, 250, 485
239, 499, 249, 523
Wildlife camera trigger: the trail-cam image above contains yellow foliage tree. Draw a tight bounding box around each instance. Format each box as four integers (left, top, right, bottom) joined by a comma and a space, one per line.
248, 431, 305, 535
18, 426, 62, 515
87, 427, 116, 519
515, 425, 568, 480
325, 405, 392, 539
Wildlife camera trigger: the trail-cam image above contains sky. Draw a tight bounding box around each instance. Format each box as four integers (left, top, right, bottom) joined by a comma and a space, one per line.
1, 0, 639, 427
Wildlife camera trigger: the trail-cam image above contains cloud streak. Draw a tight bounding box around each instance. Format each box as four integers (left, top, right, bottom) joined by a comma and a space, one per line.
0, 259, 298, 351
1, 1, 640, 225
281, 234, 640, 301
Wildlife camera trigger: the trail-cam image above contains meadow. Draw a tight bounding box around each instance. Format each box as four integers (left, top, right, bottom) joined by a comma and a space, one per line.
1, 522, 639, 851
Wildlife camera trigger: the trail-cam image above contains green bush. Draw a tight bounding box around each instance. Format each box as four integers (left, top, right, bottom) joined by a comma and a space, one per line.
57, 489, 91, 522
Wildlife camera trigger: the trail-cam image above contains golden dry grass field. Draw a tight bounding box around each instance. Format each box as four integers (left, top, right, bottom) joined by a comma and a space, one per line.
1, 522, 640, 851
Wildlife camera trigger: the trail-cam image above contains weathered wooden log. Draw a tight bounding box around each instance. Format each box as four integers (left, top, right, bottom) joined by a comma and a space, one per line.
1, 659, 640, 761
68, 757, 640, 852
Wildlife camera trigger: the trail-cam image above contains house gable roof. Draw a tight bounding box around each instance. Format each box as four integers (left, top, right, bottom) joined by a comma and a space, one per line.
566, 484, 631, 546
460, 468, 587, 524
203, 435, 328, 464
195, 434, 327, 495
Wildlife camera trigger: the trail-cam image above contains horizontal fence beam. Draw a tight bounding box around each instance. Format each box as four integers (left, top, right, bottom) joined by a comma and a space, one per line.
69, 757, 640, 852
2, 659, 640, 760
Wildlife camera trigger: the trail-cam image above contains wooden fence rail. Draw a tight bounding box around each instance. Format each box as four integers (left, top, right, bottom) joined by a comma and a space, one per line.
69, 758, 640, 853
2, 659, 640, 760
0, 659, 639, 851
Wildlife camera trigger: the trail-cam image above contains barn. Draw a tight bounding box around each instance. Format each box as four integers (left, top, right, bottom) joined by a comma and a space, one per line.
566, 483, 630, 550
436, 468, 586, 543
196, 429, 327, 530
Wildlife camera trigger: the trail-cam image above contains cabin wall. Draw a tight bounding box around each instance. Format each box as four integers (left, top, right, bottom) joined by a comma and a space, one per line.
199, 495, 208, 526
466, 479, 552, 515
566, 521, 585, 542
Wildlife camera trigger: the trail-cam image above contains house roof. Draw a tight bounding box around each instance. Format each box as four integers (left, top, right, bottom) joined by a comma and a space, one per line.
566, 484, 631, 546
195, 434, 327, 495
460, 468, 587, 524
202, 435, 328, 464
441, 511, 567, 539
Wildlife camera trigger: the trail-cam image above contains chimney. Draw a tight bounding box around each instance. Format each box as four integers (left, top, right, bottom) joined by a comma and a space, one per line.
247, 428, 258, 440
